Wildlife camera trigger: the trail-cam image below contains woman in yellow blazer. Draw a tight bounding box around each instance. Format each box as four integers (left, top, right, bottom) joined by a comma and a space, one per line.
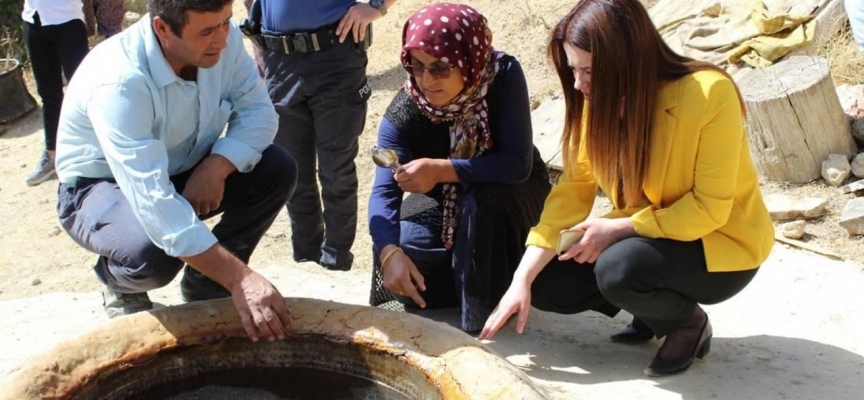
480, 0, 774, 377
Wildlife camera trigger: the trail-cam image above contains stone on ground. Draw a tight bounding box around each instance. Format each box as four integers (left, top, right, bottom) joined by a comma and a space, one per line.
822, 154, 852, 187
763, 194, 827, 220
781, 220, 807, 239
852, 153, 864, 178
839, 198, 864, 235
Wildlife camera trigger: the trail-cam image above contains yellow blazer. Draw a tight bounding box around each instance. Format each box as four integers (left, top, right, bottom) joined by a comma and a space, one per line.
527, 70, 774, 272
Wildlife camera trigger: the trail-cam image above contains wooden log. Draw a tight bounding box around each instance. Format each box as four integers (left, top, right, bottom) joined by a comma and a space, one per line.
737, 56, 857, 183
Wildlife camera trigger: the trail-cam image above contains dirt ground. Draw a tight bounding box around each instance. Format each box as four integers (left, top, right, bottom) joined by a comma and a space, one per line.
2, 0, 863, 302
1, 1, 864, 399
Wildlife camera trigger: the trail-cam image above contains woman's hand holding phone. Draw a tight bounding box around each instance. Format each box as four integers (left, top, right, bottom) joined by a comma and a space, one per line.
558, 219, 638, 263
556, 228, 585, 255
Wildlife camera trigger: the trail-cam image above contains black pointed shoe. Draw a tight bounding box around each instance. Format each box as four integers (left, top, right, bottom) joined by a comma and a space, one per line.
610, 318, 655, 344
644, 312, 713, 377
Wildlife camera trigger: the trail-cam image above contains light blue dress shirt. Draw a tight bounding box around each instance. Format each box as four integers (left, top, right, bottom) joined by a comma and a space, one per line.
56, 15, 278, 258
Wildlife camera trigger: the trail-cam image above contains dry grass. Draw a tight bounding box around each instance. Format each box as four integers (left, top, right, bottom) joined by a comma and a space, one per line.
819, 25, 864, 85
1, 27, 20, 60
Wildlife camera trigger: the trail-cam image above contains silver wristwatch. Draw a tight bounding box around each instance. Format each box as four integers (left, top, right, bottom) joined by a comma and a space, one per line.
370, 0, 387, 16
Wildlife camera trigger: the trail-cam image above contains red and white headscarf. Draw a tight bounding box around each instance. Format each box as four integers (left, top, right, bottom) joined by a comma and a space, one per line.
401, 3, 504, 249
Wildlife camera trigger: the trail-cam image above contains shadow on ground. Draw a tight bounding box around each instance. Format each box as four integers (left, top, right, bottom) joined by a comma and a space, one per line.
407, 306, 864, 400
0, 108, 40, 141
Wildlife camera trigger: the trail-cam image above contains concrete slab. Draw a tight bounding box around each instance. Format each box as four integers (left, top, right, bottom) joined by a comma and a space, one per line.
1, 246, 863, 399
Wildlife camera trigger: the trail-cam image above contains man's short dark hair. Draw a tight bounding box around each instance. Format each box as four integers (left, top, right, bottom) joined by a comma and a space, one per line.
148, 0, 233, 37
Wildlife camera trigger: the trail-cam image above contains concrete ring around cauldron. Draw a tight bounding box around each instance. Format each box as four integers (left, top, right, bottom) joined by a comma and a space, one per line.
0, 298, 549, 399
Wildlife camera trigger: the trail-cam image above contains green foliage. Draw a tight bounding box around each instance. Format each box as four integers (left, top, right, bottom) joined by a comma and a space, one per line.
0, 0, 26, 62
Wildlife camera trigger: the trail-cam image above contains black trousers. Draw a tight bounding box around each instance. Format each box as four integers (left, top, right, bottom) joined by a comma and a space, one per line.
262, 40, 370, 268
57, 146, 297, 294
23, 13, 89, 151
531, 237, 758, 337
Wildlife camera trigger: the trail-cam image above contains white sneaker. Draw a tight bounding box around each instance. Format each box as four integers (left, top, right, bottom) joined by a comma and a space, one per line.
102, 287, 153, 319
24, 151, 56, 186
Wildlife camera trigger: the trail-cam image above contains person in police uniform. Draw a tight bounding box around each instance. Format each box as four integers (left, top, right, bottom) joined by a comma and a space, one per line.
251, 0, 396, 271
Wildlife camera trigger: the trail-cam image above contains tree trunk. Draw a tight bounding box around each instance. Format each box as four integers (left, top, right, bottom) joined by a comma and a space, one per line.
737, 56, 856, 183
0, 59, 37, 125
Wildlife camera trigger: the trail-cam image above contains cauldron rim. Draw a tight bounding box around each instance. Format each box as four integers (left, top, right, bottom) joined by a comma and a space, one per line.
0, 298, 550, 400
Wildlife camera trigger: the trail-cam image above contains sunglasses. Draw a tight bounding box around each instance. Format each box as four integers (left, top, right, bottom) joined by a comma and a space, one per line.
403, 62, 457, 79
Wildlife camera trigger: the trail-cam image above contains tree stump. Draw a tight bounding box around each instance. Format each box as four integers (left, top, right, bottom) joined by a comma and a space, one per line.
737, 56, 856, 183
0, 58, 37, 125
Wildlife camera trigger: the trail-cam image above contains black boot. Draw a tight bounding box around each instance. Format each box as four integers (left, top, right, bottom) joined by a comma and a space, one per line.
643, 307, 712, 377
610, 317, 655, 344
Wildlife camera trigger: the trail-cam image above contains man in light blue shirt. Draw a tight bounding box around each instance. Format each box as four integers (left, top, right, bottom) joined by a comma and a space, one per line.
55, 0, 297, 342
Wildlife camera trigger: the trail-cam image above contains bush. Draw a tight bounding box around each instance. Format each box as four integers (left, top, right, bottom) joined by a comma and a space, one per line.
125, 0, 148, 15
0, 0, 25, 62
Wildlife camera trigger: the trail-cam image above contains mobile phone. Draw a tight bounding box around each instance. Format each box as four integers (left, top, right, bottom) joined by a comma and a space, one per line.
556, 229, 585, 254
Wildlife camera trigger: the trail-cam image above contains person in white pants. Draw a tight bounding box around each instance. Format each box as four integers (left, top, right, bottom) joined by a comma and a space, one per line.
847, 0, 864, 51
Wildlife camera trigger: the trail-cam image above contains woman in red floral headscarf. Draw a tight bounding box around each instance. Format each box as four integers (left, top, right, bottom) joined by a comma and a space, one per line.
368, 3, 551, 332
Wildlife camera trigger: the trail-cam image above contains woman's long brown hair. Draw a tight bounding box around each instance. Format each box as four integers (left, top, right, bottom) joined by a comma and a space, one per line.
549, 0, 744, 207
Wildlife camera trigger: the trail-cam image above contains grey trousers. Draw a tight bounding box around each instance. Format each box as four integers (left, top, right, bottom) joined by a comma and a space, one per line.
262, 38, 370, 270
57, 146, 297, 296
